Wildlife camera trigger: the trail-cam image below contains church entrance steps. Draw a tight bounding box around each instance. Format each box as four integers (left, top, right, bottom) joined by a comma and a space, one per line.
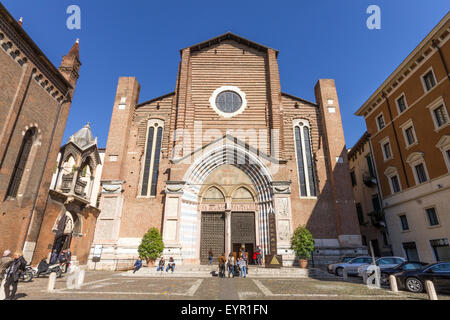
119, 265, 337, 279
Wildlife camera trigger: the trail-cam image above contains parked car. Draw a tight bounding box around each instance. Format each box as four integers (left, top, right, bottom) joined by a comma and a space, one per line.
328, 256, 373, 276
357, 256, 406, 278
395, 261, 450, 293
359, 260, 427, 285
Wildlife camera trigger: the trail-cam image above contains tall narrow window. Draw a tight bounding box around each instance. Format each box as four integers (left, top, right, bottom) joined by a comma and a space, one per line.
140, 120, 164, 197
6, 128, 35, 198
293, 120, 317, 197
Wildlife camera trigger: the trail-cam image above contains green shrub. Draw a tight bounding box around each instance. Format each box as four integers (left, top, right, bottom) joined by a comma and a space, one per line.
138, 227, 164, 261
290, 225, 315, 259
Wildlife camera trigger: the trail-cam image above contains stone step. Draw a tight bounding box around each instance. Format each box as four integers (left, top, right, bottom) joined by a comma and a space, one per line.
120, 267, 337, 279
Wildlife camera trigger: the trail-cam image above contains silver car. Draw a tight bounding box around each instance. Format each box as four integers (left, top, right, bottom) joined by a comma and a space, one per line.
357, 256, 406, 277
328, 256, 373, 277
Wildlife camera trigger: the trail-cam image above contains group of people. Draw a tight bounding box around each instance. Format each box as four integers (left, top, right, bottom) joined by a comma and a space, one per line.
0, 250, 27, 300
49, 248, 72, 272
213, 246, 263, 278
132, 256, 176, 274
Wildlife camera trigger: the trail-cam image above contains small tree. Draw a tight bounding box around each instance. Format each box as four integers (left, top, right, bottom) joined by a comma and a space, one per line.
290, 225, 315, 260
138, 227, 164, 264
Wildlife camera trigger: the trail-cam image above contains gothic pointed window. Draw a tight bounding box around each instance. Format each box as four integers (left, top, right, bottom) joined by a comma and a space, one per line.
293, 120, 317, 197
140, 120, 164, 196
6, 128, 36, 198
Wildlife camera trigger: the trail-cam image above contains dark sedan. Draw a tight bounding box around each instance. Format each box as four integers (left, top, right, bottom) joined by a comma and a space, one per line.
377, 261, 428, 285
395, 261, 450, 293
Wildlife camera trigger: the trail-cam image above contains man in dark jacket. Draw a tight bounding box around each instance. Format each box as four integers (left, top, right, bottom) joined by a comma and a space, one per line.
4, 251, 27, 300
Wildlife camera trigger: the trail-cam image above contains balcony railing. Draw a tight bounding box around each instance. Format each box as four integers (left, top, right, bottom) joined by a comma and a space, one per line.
362, 171, 377, 187
61, 174, 87, 198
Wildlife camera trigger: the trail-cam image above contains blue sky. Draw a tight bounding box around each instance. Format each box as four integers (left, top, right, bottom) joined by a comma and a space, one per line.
3, 0, 449, 148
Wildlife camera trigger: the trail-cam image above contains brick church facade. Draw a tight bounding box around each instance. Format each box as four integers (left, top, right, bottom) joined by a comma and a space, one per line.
0, 3, 85, 263
90, 33, 365, 270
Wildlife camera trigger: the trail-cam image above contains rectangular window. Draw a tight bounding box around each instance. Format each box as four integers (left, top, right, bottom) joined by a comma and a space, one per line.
397, 95, 407, 113
383, 142, 391, 159
141, 127, 155, 196
426, 208, 439, 226
366, 155, 375, 177
405, 127, 416, 145
430, 239, 450, 261
423, 70, 436, 91
295, 126, 307, 197
415, 163, 427, 183
433, 105, 448, 127
356, 203, 364, 225
350, 171, 357, 186
390, 175, 401, 193
399, 214, 409, 231
403, 242, 419, 261
377, 115, 385, 130
372, 194, 381, 213
150, 127, 163, 196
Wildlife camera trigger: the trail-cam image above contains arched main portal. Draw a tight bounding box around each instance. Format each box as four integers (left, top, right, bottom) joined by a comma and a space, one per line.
177, 144, 274, 263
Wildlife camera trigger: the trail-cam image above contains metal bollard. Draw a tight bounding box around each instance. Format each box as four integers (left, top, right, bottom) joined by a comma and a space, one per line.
389, 275, 398, 293
47, 272, 57, 292
425, 280, 438, 300
0, 278, 6, 300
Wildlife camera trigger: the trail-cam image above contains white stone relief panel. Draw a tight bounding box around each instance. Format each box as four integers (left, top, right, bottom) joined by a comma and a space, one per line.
94, 220, 114, 242
99, 197, 117, 219
164, 220, 177, 241
166, 197, 179, 218
277, 198, 289, 217
278, 220, 291, 242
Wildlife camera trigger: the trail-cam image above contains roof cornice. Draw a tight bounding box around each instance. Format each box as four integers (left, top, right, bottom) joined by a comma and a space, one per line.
0, 3, 72, 95
180, 32, 279, 57
355, 12, 450, 117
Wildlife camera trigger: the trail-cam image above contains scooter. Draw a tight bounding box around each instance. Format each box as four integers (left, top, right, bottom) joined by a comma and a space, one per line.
20, 265, 35, 282
35, 258, 62, 278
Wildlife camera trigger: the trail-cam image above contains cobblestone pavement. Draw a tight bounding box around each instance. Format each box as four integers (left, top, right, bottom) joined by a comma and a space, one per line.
8, 271, 450, 300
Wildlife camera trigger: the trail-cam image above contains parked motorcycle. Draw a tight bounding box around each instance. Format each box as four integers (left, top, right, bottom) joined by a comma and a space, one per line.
20, 265, 35, 282
35, 258, 62, 278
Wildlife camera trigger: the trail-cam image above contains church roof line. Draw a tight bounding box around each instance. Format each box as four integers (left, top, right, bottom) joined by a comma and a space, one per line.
180, 32, 279, 57
281, 92, 318, 107
136, 92, 175, 108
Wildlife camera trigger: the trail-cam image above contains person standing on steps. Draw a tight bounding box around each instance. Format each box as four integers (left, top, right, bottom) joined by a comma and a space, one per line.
227, 253, 235, 278
238, 257, 247, 278
255, 246, 262, 266
208, 249, 213, 265
218, 253, 226, 278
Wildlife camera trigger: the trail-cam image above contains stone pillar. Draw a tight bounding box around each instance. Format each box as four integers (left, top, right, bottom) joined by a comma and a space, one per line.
225, 207, 231, 256
162, 181, 185, 265
271, 181, 295, 266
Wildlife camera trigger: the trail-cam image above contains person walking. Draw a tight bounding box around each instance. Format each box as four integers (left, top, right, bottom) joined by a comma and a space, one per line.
218, 253, 226, 278
238, 257, 247, 278
156, 257, 165, 272
166, 257, 175, 273
4, 251, 27, 300
227, 253, 235, 278
0, 250, 13, 278
58, 250, 68, 273
208, 249, 213, 265
133, 257, 143, 273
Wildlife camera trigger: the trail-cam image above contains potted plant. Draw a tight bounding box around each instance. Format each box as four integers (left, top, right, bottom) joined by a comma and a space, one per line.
138, 227, 164, 267
290, 225, 315, 269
